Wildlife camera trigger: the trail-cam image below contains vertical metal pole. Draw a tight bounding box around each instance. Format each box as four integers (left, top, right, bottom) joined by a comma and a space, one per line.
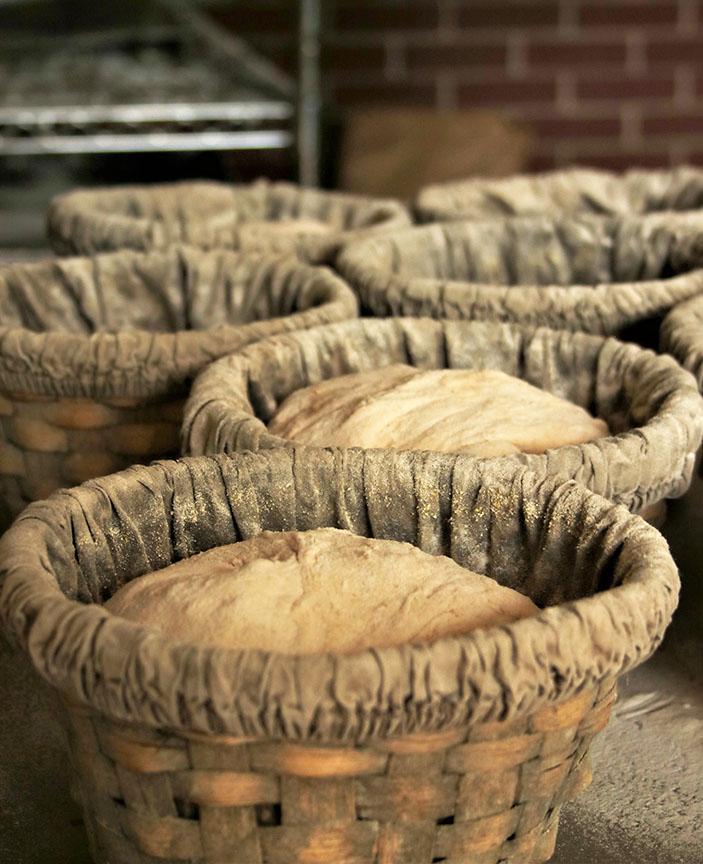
298, 0, 321, 188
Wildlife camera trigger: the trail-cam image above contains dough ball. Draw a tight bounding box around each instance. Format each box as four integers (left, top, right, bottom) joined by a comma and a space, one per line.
105, 528, 538, 654
268, 364, 609, 455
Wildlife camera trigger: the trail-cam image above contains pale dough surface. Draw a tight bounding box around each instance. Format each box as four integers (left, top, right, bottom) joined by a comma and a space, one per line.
105, 528, 538, 654
268, 364, 610, 455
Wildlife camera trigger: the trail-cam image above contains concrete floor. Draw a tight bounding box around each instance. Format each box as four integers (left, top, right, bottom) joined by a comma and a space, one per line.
552, 474, 703, 864
0, 457, 702, 864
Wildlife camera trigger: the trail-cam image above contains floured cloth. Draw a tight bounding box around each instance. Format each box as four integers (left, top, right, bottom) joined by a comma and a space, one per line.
335, 212, 703, 335
660, 294, 703, 393
182, 317, 703, 513
0, 246, 357, 399
47, 179, 411, 263
104, 527, 538, 654
415, 165, 703, 221
268, 364, 609, 455
0, 450, 679, 740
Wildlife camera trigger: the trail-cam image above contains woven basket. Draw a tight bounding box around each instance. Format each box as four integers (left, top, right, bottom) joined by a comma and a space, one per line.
0, 247, 357, 531
0, 449, 679, 864
335, 212, 703, 337
47, 179, 411, 263
415, 164, 703, 222
182, 317, 703, 517
660, 293, 703, 393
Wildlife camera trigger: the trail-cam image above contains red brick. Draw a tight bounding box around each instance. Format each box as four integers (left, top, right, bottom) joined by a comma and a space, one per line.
576, 77, 674, 101
530, 115, 621, 138
528, 39, 626, 68
549, 146, 630, 168
528, 153, 558, 172
334, 3, 438, 32
565, 153, 672, 171
457, 2, 559, 30
643, 114, 703, 135
215, 37, 387, 79
406, 43, 507, 71
579, 2, 677, 28
647, 39, 703, 65
458, 77, 557, 107
208, 2, 297, 35
332, 81, 437, 107
322, 42, 386, 73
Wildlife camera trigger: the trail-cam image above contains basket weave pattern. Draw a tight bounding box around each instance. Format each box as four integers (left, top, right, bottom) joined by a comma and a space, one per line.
61, 680, 615, 864
0, 453, 678, 862
0, 392, 183, 531
0, 248, 359, 530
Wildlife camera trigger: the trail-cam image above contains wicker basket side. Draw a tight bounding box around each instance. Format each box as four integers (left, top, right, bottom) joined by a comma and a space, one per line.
0, 393, 184, 533
181, 317, 703, 513
0, 249, 359, 400
414, 165, 703, 222
263, 182, 411, 262
0, 248, 357, 529
0, 450, 680, 859
335, 213, 703, 335
46, 181, 411, 262
0, 449, 678, 739
46, 182, 242, 255
58, 678, 615, 864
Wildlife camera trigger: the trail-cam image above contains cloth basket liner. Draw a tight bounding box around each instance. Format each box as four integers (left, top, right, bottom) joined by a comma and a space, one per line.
182, 317, 703, 513
47, 179, 411, 263
0, 448, 679, 741
335, 212, 703, 335
660, 293, 703, 393
416, 165, 703, 221
0, 246, 358, 400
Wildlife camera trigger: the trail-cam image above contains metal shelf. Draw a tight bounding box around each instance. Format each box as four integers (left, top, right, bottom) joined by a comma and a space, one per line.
0, 130, 294, 156
0, 0, 299, 163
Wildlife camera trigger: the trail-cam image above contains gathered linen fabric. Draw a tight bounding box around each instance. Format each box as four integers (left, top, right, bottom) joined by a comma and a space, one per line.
0, 246, 358, 400
47, 179, 411, 263
415, 165, 703, 221
182, 317, 703, 514
335, 212, 703, 335
660, 293, 703, 393
0, 449, 679, 741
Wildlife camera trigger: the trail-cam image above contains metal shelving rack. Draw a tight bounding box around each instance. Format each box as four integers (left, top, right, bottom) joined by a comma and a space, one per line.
0, 0, 314, 177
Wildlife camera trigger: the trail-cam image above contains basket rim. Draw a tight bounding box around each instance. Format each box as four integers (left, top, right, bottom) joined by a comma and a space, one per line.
50, 178, 410, 218
661, 293, 703, 392
0, 247, 358, 400
182, 316, 703, 512
0, 449, 679, 743
47, 179, 411, 259
414, 164, 703, 220
335, 213, 703, 334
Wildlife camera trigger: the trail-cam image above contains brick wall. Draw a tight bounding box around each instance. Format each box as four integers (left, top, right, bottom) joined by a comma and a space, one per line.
209, 0, 703, 172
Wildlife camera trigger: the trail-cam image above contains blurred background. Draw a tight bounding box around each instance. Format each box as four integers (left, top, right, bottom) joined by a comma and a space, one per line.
1, 4, 702, 864
3, 0, 703, 246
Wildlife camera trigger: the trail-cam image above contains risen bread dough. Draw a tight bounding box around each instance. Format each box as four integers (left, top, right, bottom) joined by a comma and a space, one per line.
104, 528, 538, 654
268, 364, 609, 455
